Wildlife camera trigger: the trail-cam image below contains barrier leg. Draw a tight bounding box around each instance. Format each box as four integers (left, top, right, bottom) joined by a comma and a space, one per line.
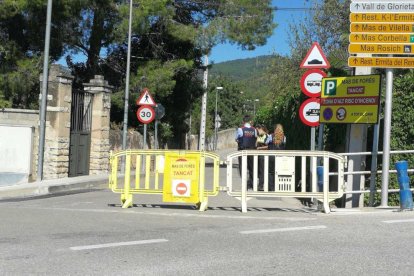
323, 157, 330, 214
121, 194, 133, 209
198, 197, 208, 212
241, 155, 248, 213
122, 154, 133, 208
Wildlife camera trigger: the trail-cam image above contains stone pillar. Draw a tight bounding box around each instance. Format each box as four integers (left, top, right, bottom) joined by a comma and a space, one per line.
84, 75, 113, 175
41, 65, 73, 179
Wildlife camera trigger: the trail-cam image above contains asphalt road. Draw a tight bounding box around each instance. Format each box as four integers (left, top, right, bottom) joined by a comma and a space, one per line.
1, 190, 414, 275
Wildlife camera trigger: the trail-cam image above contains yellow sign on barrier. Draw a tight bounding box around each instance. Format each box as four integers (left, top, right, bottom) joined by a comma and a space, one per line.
163, 152, 200, 203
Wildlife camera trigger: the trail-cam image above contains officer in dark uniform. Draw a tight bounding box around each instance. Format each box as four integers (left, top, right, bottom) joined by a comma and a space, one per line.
235, 115, 257, 190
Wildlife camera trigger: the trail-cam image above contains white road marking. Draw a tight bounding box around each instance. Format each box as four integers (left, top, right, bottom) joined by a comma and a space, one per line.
14, 206, 316, 221
383, 219, 414, 224
240, 225, 327, 234
70, 239, 168, 251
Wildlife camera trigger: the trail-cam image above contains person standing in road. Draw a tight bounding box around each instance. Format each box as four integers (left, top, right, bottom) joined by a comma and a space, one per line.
235, 115, 257, 190
268, 124, 286, 191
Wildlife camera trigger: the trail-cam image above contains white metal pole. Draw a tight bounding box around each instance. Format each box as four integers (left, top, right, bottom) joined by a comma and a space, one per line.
214, 89, 218, 150
380, 68, 394, 207
199, 55, 208, 151
37, 0, 53, 181
310, 127, 316, 151
143, 124, 147, 149
122, 0, 133, 151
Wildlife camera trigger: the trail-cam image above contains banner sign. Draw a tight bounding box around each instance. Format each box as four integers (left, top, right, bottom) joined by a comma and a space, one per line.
163, 153, 200, 203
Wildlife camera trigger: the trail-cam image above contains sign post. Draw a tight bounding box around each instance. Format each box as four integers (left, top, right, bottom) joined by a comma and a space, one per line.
299, 43, 330, 205
300, 42, 330, 151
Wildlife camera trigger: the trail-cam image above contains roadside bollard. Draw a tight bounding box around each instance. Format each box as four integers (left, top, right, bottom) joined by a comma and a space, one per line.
395, 160, 413, 211
317, 166, 324, 192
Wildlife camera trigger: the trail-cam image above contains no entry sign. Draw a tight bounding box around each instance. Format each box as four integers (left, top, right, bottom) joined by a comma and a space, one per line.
136, 105, 155, 124
173, 180, 190, 197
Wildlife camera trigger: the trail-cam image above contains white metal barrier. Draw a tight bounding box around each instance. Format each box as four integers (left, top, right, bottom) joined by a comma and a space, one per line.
337, 149, 414, 206
225, 150, 346, 213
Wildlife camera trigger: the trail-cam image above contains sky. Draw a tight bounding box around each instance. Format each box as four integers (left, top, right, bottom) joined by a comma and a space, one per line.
209, 0, 312, 63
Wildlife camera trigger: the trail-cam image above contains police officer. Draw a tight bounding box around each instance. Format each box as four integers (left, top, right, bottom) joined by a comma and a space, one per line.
235, 115, 257, 190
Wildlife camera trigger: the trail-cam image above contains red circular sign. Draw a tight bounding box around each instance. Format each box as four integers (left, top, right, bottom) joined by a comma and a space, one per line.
299, 98, 320, 127
300, 69, 326, 98
176, 182, 188, 195
136, 106, 155, 124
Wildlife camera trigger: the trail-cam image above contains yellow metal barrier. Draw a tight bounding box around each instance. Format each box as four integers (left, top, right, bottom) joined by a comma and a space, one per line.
109, 150, 220, 211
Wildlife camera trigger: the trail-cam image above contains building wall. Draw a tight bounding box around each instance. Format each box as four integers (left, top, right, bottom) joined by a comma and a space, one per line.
0, 109, 39, 184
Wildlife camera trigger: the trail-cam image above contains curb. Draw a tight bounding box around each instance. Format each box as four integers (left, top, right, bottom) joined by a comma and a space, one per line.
0, 174, 109, 201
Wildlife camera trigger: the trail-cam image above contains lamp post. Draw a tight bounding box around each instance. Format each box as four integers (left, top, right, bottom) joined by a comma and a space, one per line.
122, 0, 133, 151
37, 0, 53, 181
214, 87, 223, 150
253, 98, 259, 116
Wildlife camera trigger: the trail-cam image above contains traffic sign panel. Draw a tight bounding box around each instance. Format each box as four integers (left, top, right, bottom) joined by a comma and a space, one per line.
351, 2, 414, 13
173, 180, 190, 197
136, 88, 156, 106
348, 56, 414, 68
349, 33, 414, 43
299, 98, 320, 127
349, 43, 414, 54
350, 23, 414, 33
350, 12, 414, 22
155, 103, 165, 120
300, 69, 326, 98
300, 42, 330, 69
136, 105, 155, 124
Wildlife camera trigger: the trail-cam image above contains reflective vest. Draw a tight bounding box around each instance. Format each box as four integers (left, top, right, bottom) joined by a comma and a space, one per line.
240, 126, 257, 149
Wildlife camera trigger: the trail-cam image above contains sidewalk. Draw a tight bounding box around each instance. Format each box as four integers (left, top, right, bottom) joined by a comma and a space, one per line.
0, 174, 108, 200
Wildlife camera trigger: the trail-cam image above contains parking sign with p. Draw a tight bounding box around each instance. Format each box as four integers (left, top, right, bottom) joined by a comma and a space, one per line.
324, 80, 337, 96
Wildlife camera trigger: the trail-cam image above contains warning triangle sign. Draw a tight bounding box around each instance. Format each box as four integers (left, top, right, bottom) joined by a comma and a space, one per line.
136, 88, 156, 106
300, 42, 330, 69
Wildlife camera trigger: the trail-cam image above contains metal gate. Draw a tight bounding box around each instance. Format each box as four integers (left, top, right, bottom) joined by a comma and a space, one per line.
69, 89, 93, 177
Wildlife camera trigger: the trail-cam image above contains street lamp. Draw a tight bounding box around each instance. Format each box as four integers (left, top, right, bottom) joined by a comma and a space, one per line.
214, 87, 223, 150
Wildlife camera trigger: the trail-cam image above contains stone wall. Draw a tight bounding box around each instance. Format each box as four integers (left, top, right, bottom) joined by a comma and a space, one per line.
188, 128, 238, 151
109, 129, 154, 151
0, 108, 39, 182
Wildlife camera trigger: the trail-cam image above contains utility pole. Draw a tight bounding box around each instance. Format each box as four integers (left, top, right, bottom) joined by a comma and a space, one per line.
122, 0, 133, 151
37, 0, 53, 181
214, 87, 223, 150
199, 55, 208, 151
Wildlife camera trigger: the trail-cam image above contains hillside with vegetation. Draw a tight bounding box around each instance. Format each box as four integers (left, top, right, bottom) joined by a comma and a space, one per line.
209, 56, 274, 100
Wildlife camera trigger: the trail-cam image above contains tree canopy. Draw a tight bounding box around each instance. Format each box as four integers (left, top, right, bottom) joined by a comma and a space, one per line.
0, 0, 275, 147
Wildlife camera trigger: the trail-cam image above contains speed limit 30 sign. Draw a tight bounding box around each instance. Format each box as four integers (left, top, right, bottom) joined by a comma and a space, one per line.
137, 105, 155, 124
